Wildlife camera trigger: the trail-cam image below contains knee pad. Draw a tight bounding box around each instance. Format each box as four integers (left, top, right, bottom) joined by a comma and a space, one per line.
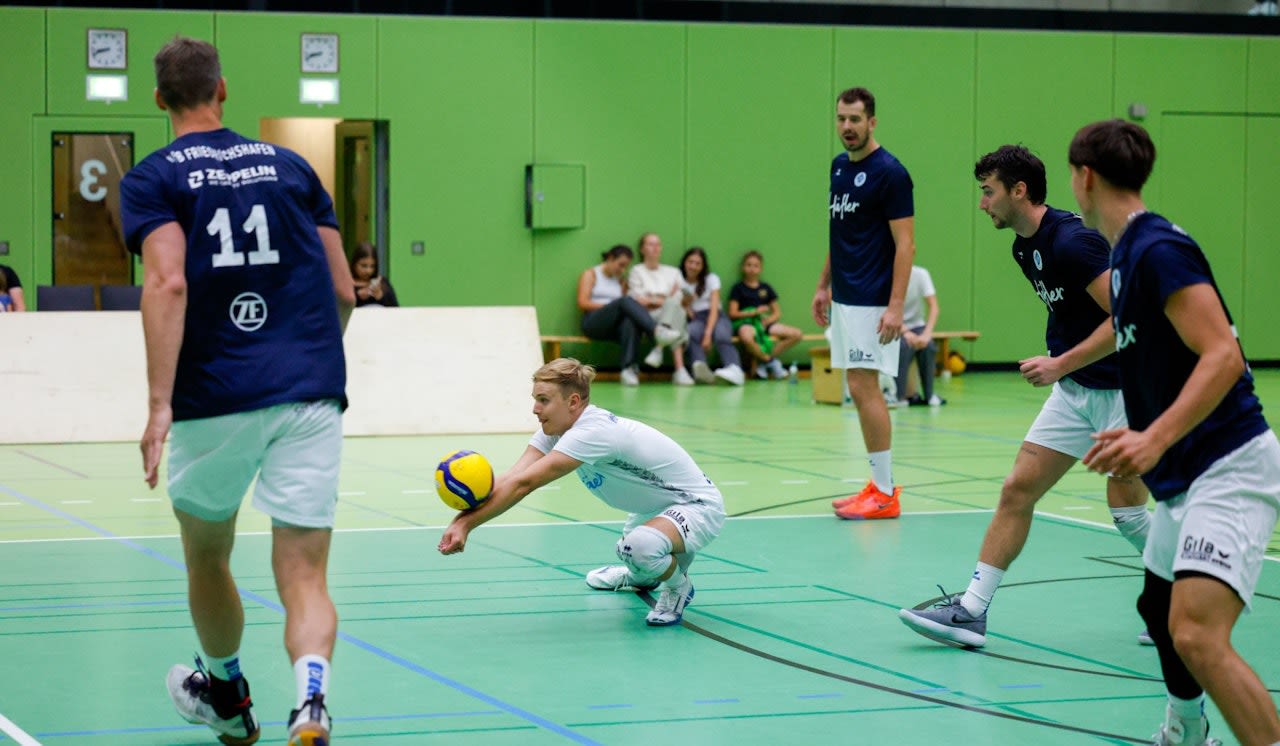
1137, 569, 1172, 632
615, 525, 673, 583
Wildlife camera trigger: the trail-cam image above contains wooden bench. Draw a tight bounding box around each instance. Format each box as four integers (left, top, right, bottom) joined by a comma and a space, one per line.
931, 330, 981, 373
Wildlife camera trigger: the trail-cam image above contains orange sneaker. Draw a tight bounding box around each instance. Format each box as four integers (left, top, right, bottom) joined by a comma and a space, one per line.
832, 481, 885, 509
835, 482, 901, 520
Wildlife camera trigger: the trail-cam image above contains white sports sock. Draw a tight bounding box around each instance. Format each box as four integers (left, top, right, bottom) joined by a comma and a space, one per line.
960, 562, 1004, 617
662, 569, 688, 590
1168, 693, 1204, 721
868, 450, 893, 495
205, 652, 243, 682
294, 654, 331, 708
1111, 506, 1151, 553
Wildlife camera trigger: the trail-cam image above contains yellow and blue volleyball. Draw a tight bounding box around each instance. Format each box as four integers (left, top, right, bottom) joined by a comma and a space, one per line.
434, 450, 494, 510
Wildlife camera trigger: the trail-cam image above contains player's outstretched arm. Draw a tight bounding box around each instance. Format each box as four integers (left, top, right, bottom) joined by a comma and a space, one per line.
139, 222, 188, 489
438, 449, 582, 554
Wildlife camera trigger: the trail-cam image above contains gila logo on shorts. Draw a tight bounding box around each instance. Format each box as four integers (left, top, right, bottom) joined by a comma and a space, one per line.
1182, 535, 1232, 570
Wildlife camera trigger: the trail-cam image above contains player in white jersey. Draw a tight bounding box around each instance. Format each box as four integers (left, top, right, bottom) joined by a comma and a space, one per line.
438, 358, 725, 626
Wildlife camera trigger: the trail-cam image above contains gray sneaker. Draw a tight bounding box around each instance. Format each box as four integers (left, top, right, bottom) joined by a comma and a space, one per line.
585, 565, 658, 592
691, 360, 717, 384
167, 658, 260, 745
646, 576, 695, 626
1138, 629, 1155, 646
898, 586, 987, 648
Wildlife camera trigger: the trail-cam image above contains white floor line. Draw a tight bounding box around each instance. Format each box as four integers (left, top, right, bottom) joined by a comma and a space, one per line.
1063, 506, 1092, 511
780, 480, 810, 485
59, 500, 91, 505
339, 491, 366, 496
0, 502, 19, 507
130, 498, 162, 503
0, 712, 42, 746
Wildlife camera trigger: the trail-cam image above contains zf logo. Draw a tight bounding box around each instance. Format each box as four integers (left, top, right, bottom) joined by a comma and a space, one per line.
229, 292, 268, 331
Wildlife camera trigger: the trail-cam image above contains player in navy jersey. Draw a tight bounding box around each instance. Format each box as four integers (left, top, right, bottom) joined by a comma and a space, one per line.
1072, 119, 1280, 746
120, 38, 355, 746
814, 87, 915, 520
899, 145, 1151, 649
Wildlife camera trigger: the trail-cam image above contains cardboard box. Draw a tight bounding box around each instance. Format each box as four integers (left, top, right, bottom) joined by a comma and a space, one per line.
809, 346, 845, 405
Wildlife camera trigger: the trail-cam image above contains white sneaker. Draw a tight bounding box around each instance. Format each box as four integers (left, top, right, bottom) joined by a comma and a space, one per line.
654, 324, 682, 346
768, 358, 788, 379
620, 366, 640, 386
1248, 1, 1278, 14
887, 398, 909, 409
672, 367, 695, 386
646, 575, 695, 626
928, 394, 945, 407
1151, 706, 1220, 746
643, 346, 664, 368
714, 364, 745, 386
755, 363, 771, 380
585, 565, 658, 591
287, 694, 331, 746
167, 661, 260, 745
691, 360, 716, 384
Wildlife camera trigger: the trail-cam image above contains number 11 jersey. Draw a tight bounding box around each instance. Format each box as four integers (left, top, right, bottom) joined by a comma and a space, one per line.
121, 127, 346, 422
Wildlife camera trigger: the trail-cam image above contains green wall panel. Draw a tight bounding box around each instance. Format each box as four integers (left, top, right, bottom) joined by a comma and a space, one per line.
973, 30, 1114, 363
215, 12, 377, 132
0, 8, 46, 287
686, 24, 831, 337
46, 9, 213, 117
532, 20, 687, 339
1159, 114, 1246, 341
377, 16, 534, 306
1115, 34, 1247, 209
1244, 116, 1280, 359
1247, 37, 1280, 114
835, 28, 978, 346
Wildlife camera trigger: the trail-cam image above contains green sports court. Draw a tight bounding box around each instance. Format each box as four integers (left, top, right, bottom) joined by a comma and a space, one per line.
3, 371, 1278, 745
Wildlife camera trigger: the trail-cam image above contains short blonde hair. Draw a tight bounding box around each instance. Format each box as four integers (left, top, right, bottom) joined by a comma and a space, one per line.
533, 357, 595, 401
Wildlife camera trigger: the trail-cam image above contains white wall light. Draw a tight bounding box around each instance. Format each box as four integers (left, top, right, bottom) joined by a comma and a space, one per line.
299, 78, 340, 105
86, 74, 128, 102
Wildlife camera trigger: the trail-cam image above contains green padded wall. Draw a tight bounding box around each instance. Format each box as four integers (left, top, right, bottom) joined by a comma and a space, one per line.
0, 9, 45, 287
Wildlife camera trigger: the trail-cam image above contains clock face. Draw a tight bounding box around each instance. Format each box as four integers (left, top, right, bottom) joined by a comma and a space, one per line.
87, 28, 127, 70
300, 33, 339, 73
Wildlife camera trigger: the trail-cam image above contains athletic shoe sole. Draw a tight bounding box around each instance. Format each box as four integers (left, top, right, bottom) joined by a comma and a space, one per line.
897, 608, 986, 648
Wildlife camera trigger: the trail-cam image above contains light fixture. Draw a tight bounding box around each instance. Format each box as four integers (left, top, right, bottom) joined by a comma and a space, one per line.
299, 78, 339, 105
86, 74, 128, 102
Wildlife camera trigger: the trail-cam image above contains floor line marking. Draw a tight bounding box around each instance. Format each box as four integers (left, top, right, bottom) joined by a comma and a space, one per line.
0, 711, 42, 746
0, 482, 601, 746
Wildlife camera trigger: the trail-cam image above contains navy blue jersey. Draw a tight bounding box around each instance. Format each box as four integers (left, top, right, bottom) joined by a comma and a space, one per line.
120, 128, 346, 422
1011, 207, 1118, 389
828, 148, 913, 306
729, 280, 778, 311
1111, 212, 1268, 501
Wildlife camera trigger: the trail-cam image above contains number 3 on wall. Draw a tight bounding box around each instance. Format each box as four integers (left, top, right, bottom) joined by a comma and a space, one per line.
207, 204, 280, 268
79, 159, 108, 202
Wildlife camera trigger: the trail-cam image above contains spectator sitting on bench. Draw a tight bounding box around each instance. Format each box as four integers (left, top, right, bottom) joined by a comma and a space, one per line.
728, 250, 802, 380
578, 244, 682, 387
628, 232, 692, 385
679, 247, 745, 386
894, 264, 945, 407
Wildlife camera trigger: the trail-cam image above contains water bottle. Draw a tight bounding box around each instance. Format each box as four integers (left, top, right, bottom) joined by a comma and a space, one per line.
787, 362, 799, 403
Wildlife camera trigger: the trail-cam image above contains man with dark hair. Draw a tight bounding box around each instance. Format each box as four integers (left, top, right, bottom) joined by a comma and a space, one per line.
1074, 119, 1280, 746
814, 86, 915, 520
899, 144, 1150, 649
120, 36, 355, 746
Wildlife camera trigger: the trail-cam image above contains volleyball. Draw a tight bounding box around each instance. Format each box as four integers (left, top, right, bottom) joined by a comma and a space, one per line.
434, 450, 494, 510
946, 351, 967, 375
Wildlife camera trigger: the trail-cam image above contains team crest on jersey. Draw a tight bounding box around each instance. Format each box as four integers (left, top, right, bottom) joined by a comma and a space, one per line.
1111, 269, 1122, 296
229, 292, 268, 332
854, 172, 867, 187
1032, 250, 1043, 271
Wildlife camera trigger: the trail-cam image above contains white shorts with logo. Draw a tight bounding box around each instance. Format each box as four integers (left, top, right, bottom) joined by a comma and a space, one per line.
1024, 378, 1127, 460
828, 302, 899, 375
167, 399, 343, 529
1143, 430, 1280, 610
624, 495, 726, 554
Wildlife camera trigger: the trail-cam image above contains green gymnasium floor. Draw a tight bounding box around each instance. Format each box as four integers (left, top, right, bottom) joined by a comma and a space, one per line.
2, 370, 1278, 745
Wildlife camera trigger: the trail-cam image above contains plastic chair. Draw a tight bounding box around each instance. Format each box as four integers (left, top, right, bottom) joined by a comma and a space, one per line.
100, 284, 142, 311
36, 284, 95, 311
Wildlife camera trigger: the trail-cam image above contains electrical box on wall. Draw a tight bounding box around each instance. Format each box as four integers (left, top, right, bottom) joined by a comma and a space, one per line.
525, 164, 585, 229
